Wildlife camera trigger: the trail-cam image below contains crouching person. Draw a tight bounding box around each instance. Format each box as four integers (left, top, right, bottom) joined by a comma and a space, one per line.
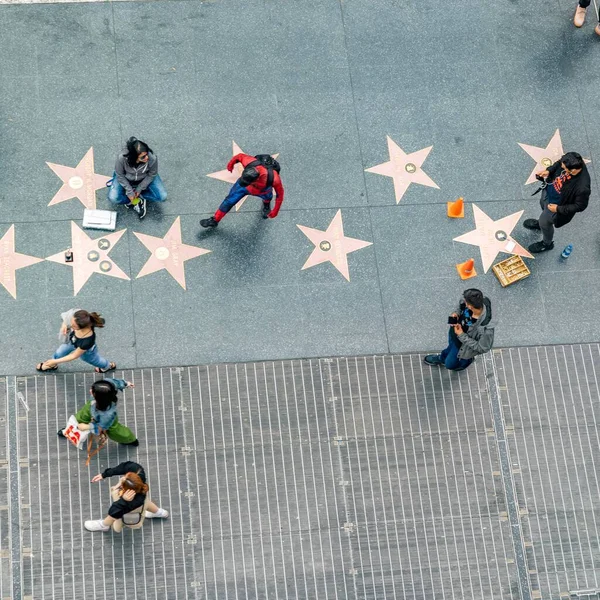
84, 461, 168, 532
424, 288, 494, 371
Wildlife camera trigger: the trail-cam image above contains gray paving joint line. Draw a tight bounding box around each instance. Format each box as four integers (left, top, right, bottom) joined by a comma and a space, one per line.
483, 352, 532, 600
6, 376, 22, 600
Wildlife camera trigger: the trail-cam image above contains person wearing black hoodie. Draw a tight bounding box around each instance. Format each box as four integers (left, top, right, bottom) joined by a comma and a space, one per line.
524, 152, 591, 253
424, 289, 494, 371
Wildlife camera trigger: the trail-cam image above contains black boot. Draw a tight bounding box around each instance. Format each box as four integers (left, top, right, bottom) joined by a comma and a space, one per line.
262, 202, 271, 219
523, 219, 541, 230
528, 240, 554, 253
57, 429, 65, 438
200, 217, 218, 228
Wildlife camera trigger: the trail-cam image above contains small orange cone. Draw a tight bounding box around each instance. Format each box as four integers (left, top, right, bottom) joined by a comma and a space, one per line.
447, 197, 464, 218
456, 258, 477, 280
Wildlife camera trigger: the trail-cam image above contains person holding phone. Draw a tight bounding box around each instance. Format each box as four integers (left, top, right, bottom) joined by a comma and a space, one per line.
424, 289, 494, 371
523, 152, 591, 254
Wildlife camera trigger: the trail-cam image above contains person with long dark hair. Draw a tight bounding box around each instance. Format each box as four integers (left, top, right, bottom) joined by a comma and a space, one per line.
84, 461, 168, 532
107, 136, 167, 220
59, 378, 138, 446
37, 309, 116, 373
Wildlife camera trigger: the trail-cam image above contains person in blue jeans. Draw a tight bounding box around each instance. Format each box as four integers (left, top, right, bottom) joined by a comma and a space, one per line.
37, 310, 116, 374
424, 289, 494, 372
107, 137, 167, 220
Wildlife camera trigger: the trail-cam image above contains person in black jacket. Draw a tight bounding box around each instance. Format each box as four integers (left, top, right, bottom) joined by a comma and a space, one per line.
524, 152, 591, 253
84, 461, 168, 532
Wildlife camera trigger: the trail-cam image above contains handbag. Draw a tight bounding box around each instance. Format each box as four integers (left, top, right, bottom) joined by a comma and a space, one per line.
62, 415, 90, 449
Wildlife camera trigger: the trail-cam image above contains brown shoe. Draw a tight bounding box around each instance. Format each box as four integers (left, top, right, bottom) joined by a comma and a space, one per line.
595, 23, 600, 36
574, 5, 587, 27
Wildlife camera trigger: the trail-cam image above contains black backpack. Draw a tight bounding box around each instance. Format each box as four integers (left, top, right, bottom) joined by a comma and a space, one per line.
244, 154, 281, 188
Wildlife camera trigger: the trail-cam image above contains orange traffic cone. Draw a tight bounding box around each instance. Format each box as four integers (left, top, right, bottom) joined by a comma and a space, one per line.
447, 197, 464, 218
456, 258, 477, 280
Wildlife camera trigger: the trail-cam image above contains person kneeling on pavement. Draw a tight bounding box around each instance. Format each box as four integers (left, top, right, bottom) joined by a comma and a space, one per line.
85, 461, 169, 532
424, 288, 494, 371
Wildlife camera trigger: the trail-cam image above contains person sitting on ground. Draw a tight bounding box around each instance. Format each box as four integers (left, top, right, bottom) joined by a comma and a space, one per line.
107, 136, 167, 220
84, 461, 168, 532
424, 288, 494, 371
58, 378, 139, 446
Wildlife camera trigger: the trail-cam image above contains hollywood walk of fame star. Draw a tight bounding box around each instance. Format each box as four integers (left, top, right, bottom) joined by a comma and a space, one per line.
133, 216, 211, 289
46, 222, 129, 295
519, 129, 591, 185
46, 147, 111, 210
0, 225, 43, 299
297, 210, 372, 281
453, 204, 533, 273
206, 141, 279, 211
365, 136, 439, 203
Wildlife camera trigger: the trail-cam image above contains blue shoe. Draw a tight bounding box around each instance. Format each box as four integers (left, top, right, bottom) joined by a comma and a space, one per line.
424, 354, 443, 366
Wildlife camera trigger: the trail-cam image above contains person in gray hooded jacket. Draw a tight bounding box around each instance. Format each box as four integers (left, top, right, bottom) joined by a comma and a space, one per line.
424, 288, 494, 371
107, 137, 167, 220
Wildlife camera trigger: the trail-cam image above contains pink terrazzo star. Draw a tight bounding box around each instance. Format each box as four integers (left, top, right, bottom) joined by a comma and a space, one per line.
453, 204, 533, 273
46, 222, 129, 295
46, 147, 111, 210
519, 129, 591, 185
365, 136, 439, 203
297, 210, 372, 281
207, 141, 279, 211
0, 225, 43, 299
134, 217, 211, 289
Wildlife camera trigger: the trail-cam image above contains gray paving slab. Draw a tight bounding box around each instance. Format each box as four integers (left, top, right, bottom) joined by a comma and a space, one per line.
4, 346, 600, 598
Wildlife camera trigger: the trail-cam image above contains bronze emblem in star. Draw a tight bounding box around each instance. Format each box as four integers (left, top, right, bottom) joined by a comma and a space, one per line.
0, 225, 43, 299
206, 141, 279, 211
453, 204, 533, 272
365, 136, 439, 203
46, 222, 129, 295
46, 147, 111, 210
134, 217, 211, 290
519, 129, 591, 185
297, 210, 372, 281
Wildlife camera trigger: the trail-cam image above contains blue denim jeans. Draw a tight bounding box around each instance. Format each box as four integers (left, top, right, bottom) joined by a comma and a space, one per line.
219, 181, 273, 213
107, 172, 167, 205
439, 330, 473, 370
53, 343, 110, 370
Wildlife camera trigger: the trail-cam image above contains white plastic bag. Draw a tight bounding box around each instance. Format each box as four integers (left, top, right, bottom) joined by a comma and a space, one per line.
62, 415, 89, 450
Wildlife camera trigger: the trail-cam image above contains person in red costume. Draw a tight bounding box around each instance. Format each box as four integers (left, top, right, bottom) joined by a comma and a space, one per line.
200, 153, 284, 228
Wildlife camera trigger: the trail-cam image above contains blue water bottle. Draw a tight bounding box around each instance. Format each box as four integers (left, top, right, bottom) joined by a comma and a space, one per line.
561, 244, 573, 259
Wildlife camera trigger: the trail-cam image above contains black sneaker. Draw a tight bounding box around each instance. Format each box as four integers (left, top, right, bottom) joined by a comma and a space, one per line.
133, 198, 146, 220
57, 429, 65, 438
523, 219, 541, 230
424, 354, 444, 366
200, 217, 218, 228
122, 439, 139, 447
262, 202, 271, 219
528, 240, 554, 253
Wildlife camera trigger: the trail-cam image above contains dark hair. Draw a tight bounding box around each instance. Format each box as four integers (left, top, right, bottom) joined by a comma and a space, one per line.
125, 137, 153, 168
91, 380, 118, 411
122, 472, 149, 495
463, 288, 484, 310
73, 310, 105, 329
562, 152, 584, 171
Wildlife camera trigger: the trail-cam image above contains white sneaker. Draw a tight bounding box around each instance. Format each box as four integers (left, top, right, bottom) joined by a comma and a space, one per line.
145, 508, 169, 519
85, 519, 110, 532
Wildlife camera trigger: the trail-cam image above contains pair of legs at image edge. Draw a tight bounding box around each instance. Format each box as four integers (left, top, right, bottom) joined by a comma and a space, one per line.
424, 330, 473, 372
575, 0, 600, 33
107, 173, 167, 220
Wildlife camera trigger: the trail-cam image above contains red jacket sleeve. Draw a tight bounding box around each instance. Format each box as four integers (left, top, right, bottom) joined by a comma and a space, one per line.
270, 173, 285, 216
227, 153, 256, 172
